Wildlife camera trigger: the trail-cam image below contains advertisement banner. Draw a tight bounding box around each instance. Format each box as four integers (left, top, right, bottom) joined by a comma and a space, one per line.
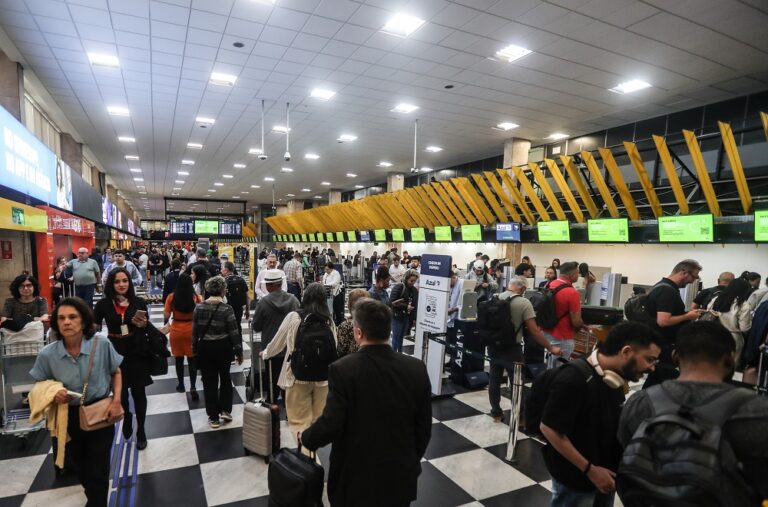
0, 196, 47, 232
55, 159, 73, 211
38, 205, 95, 237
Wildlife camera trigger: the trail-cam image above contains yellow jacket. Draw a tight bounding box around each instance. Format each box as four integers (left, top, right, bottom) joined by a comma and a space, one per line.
29, 380, 69, 469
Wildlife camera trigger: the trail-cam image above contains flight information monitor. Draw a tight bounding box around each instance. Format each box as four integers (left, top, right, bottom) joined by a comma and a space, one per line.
219, 220, 242, 236
335, 232, 344, 242
391, 228, 405, 242
194, 220, 218, 235
588, 218, 628, 242
410, 227, 426, 242
374, 229, 386, 242
359, 231, 370, 241
434, 226, 452, 241
309, 233, 316, 242
658, 214, 714, 242
170, 220, 194, 235
460, 224, 482, 242
538, 221, 570, 242
346, 231, 357, 242
755, 210, 768, 242
325, 233, 333, 242
300, 234, 307, 242
495, 222, 521, 242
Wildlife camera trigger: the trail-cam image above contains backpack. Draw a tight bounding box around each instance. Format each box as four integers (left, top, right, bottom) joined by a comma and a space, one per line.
525, 358, 593, 436
478, 295, 521, 350
616, 385, 757, 507
226, 275, 249, 308
527, 283, 572, 329
624, 283, 664, 326
289, 312, 338, 382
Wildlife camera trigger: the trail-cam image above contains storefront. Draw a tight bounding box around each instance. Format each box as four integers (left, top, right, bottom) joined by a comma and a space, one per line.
0, 197, 48, 301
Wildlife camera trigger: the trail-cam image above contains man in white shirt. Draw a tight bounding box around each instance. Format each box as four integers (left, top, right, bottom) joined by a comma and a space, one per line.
388, 256, 406, 284
255, 253, 287, 299
322, 261, 344, 325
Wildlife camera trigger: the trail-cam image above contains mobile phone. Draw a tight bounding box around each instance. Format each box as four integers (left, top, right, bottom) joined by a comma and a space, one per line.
135, 310, 148, 319
66, 390, 82, 398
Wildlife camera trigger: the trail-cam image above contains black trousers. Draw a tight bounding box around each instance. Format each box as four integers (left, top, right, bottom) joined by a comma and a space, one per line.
65, 408, 115, 507
231, 304, 244, 338
198, 340, 235, 419
260, 356, 284, 403
332, 289, 345, 326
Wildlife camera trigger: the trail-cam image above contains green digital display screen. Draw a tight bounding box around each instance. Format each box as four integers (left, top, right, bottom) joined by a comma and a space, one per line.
434, 225, 452, 241
374, 229, 386, 242
300, 234, 308, 242
410, 227, 425, 242
658, 214, 713, 242
755, 210, 768, 242
309, 233, 316, 241
391, 229, 404, 242
335, 232, 344, 242
588, 218, 629, 242
290, 234, 296, 242
461, 224, 482, 242
346, 231, 356, 241
324, 233, 332, 242
277, 235, 282, 241
194, 220, 218, 234
538, 220, 570, 242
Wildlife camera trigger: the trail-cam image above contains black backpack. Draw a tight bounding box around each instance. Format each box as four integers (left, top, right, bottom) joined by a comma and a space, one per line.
226, 275, 249, 308
624, 283, 665, 326
527, 283, 571, 329
617, 385, 756, 507
478, 295, 521, 350
290, 312, 338, 382
525, 358, 593, 437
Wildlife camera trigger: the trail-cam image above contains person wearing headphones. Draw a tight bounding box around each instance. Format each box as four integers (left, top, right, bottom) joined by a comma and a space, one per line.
539, 322, 662, 507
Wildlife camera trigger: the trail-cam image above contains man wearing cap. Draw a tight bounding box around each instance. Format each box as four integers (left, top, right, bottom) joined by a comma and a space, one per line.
252, 268, 299, 402
466, 260, 498, 301
67, 247, 101, 307
282, 251, 304, 300
255, 254, 287, 300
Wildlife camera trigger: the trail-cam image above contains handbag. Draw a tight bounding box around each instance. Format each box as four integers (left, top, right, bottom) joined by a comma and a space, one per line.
79, 337, 123, 431
145, 323, 171, 376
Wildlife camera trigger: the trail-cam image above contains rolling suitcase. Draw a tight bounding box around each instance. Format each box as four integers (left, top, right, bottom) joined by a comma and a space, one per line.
268, 443, 324, 507
243, 328, 280, 462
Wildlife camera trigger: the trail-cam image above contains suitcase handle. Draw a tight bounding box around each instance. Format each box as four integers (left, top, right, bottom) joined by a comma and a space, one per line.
296, 435, 316, 460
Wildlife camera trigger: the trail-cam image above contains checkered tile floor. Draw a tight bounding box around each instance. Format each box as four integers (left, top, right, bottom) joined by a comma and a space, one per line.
0, 302, 562, 507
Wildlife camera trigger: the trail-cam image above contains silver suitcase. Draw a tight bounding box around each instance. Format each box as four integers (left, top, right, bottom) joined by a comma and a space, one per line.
243, 326, 280, 462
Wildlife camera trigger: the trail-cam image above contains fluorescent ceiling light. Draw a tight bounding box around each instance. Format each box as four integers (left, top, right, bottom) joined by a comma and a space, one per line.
138, 192, 147, 195
173, 187, 181, 191
547, 133, 569, 140
209, 72, 238, 86
125, 155, 139, 160
88, 53, 119, 68
233, 163, 246, 168
118, 136, 135, 143
420, 167, 433, 172
310, 88, 336, 100
214, 182, 224, 186
175, 180, 185, 185
232, 196, 241, 199
609, 79, 652, 94
495, 122, 519, 131
281, 167, 293, 173
381, 13, 425, 37
272, 125, 290, 133
207, 189, 216, 192
249, 147, 263, 154
241, 191, 249, 194
391, 103, 419, 114
129, 168, 142, 173
314, 195, 322, 199
171, 193, 179, 196
136, 185, 145, 188
223, 174, 233, 178
187, 142, 203, 149
425, 145, 442, 152
321, 181, 331, 186
196, 116, 215, 125
346, 173, 357, 178
377, 161, 392, 167
301, 188, 311, 192
133, 177, 144, 181
204, 194, 211, 197
181, 160, 195, 165
107, 106, 130, 116
251, 184, 261, 188
337, 134, 357, 142
304, 153, 320, 160
286, 193, 295, 197
355, 185, 364, 189
264, 177, 275, 182
178, 171, 189, 176
495, 44, 532, 63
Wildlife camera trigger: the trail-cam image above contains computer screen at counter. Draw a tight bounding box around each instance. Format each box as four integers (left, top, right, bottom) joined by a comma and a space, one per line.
658, 214, 713, 242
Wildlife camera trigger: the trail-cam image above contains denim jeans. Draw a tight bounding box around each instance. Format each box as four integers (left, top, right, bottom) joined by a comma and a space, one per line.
551, 479, 614, 507
544, 332, 575, 369
151, 272, 163, 289
75, 283, 96, 308
391, 315, 409, 353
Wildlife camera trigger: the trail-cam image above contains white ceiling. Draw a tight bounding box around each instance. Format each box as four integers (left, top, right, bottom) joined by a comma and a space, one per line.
1, 0, 767, 220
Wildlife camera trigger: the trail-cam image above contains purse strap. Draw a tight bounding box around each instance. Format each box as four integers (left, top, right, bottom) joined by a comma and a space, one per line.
81, 336, 99, 406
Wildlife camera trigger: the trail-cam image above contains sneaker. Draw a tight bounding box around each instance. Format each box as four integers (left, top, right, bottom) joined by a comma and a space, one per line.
220, 411, 233, 422
208, 418, 221, 429
491, 414, 504, 423
190, 388, 199, 401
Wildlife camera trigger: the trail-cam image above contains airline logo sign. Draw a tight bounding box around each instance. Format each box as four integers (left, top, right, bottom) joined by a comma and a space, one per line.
417, 254, 452, 333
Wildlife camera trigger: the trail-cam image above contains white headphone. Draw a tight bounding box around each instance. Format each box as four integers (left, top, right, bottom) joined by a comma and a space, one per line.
588, 349, 625, 390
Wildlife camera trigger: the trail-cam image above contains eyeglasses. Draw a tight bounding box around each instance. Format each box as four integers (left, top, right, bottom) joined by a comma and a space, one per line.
20, 284, 34, 289
643, 355, 660, 366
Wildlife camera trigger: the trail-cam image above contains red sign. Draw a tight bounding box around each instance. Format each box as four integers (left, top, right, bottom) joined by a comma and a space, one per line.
1, 241, 12, 259
37, 206, 96, 237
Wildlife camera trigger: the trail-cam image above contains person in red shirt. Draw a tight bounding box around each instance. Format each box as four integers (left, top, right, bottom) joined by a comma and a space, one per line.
543, 261, 585, 367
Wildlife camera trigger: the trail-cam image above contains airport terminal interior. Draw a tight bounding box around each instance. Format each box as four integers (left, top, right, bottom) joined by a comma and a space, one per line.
0, 0, 767, 506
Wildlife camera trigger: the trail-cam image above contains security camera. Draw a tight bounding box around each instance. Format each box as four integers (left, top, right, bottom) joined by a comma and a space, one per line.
258, 154, 268, 161
284, 151, 291, 162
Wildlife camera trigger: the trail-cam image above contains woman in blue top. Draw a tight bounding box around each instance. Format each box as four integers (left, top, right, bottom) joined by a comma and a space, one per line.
30, 297, 123, 507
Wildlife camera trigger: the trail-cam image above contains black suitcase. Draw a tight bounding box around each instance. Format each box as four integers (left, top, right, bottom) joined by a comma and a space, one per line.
268, 444, 324, 507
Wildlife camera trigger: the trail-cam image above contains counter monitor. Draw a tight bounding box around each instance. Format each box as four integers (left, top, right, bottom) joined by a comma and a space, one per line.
301, 234, 308, 242
309, 233, 316, 242
391, 228, 405, 242
538, 220, 570, 242
588, 218, 628, 242
495, 222, 521, 242
359, 230, 370, 241
755, 210, 768, 242
658, 214, 713, 242
335, 232, 344, 242
434, 225, 452, 242
460, 224, 482, 242
410, 227, 426, 242
374, 229, 386, 242
346, 230, 356, 242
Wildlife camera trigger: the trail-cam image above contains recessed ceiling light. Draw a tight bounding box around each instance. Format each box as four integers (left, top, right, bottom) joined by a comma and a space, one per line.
310, 88, 336, 101
125, 155, 139, 160
181, 160, 195, 165
175, 180, 185, 184
241, 191, 249, 194
133, 177, 144, 181
547, 133, 569, 140
264, 177, 275, 182
232, 196, 241, 199
346, 173, 357, 178
233, 163, 246, 168
139, 192, 147, 195
178, 171, 189, 176
495, 122, 519, 131
609, 79, 652, 94
171, 193, 179, 196
173, 187, 181, 191
495, 44, 532, 63
136, 185, 145, 189
88, 53, 120, 68
222, 174, 233, 178
355, 185, 364, 189
251, 184, 261, 189
337, 134, 357, 142
420, 167, 433, 172
304, 153, 320, 160
281, 167, 293, 173
129, 168, 142, 173
209, 71, 238, 86
118, 136, 135, 143
286, 193, 295, 197
321, 181, 331, 186
314, 195, 322, 199
272, 125, 290, 134
381, 13, 425, 37
425, 146, 442, 153
391, 103, 419, 114
248, 147, 263, 155
207, 189, 216, 192
196, 116, 215, 125
301, 188, 311, 192
377, 161, 392, 167
214, 182, 224, 186
204, 194, 211, 197
187, 142, 203, 149
107, 106, 130, 116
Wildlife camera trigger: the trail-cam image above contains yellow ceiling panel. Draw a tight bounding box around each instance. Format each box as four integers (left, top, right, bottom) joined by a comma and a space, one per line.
471, 173, 508, 222
379, 193, 417, 228
431, 183, 467, 225
761, 111, 768, 140
559, 155, 599, 219
623, 142, 662, 218
440, 180, 476, 224
416, 185, 453, 226
597, 148, 640, 220
651, 135, 689, 215
718, 121, 752, 214
397, 190, 433, 227
425, 184, 460, 227
580, 150, 619, 217
527, 162, 566, 220
512, 165, 551, 220
683, 129, 721, 216
544, 159, 584, 223
410, 186, 443, 226
453, 178, 494, 224
483, 171, 522, 223
497, 169, 535, 224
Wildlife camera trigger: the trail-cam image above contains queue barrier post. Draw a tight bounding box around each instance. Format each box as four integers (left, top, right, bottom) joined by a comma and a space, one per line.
505, 361, 524, 462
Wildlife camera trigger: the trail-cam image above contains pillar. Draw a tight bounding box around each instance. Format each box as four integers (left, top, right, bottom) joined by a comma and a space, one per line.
275, 205, 289, 216
503, 138, 531, 168
502, 243, 523, 267
60, 133, 83, 176
107, 185, 118, 204
328, 190, 341, 205
286, 199, 304, 214
387, 172, 405, 192
0, 49, 24, 122
90, 165, 101, 190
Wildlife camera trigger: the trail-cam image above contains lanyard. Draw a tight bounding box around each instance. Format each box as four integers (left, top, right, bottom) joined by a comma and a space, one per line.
113, 301, 129, 324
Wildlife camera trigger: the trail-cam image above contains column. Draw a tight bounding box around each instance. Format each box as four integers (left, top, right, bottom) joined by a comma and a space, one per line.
107, 184, 118, 204
328, 190, 341, 205
387, 172, 405, 192
503, 138, 531, 168
286, 199, 304, 214
0, 49, 23, 122
60, 133, 83, 176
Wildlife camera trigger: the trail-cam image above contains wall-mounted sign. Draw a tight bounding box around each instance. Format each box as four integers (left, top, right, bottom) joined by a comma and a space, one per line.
0, 197, 47, 232
38, 205, 95, 237
0, 240, 11, 259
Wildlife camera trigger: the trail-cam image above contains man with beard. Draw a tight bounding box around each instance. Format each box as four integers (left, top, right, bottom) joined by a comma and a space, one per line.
539, 322, 661, 507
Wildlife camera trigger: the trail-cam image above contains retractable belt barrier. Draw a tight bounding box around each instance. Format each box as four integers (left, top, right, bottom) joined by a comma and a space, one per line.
426, 333, 525, 462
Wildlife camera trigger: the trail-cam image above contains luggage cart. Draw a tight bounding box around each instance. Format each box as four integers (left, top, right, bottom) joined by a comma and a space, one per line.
0, 328, 48, 437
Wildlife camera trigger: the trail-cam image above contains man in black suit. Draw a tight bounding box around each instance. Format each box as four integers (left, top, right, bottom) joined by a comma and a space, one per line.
300, 299, 432, 507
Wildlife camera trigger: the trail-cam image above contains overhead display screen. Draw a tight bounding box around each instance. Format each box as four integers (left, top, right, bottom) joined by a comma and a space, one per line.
391, 228, 404, 242
434, 225, 452, 242
322, 232, 331, 242
194, 220, 218, 235
170, 220, 194, 235
300, 234, 307, 242
755, 210, 768, 242
588, 218, 628, 242
460, 224, 482, 242
219, 220, 242, 236
346, 230, 356, 242
310, 233, 317, 241
538, 220, 570, 242
335, 232, 344, 242
658, 214, 714, 242
359, 231, 370, 241
496, 222, 521, 242
410, 227, 425, 241
374, 229, 386, 242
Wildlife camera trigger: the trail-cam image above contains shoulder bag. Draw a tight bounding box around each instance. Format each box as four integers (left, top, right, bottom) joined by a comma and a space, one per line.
80, 336, 123, 431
